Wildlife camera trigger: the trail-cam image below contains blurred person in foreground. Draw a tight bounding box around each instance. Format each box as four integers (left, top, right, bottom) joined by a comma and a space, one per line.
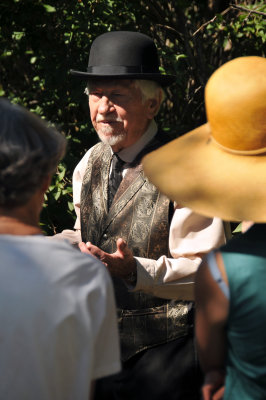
142, 56, 266, 400
58, 30, 226, 399
0, 98, 120, 400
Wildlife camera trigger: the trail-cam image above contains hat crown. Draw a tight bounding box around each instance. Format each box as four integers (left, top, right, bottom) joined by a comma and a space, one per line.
88, 31, 159, 72
70, 30, 175, 86
206, 56, 266, 154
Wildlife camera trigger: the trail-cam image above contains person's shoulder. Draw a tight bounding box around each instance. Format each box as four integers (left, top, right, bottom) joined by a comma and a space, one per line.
0, 235, 112, 316
23, 235, 109, 282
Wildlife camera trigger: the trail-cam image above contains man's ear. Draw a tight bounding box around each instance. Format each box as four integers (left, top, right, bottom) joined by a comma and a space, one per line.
146, 91, 163, 119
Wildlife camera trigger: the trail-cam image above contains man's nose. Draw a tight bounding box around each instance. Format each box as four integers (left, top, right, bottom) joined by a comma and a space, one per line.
98, 96, 114, 114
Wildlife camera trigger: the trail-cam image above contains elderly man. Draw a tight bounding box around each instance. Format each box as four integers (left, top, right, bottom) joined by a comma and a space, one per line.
64, 31, 225, 399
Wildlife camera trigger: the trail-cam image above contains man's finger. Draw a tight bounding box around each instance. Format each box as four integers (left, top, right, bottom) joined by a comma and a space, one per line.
116, 238, 128, 253
79, 242, 90, 253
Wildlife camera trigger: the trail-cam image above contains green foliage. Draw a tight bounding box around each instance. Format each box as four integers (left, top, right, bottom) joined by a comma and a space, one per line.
40, 163, 74, 235
0, 0, 265, 234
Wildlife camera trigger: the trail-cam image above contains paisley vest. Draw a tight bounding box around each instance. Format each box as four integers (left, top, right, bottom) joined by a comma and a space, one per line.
80, 133, 193, 361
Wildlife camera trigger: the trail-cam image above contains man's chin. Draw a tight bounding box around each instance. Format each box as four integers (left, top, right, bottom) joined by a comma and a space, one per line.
97, 131, 126, 146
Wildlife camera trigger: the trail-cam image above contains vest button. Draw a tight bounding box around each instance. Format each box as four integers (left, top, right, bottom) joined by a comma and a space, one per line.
103, 233, 108, 240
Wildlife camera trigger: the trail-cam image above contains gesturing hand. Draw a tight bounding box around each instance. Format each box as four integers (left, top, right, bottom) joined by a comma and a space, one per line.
79, 238, 137, 281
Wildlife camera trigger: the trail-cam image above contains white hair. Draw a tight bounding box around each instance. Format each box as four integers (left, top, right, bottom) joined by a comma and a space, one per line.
134, 79, 165, 106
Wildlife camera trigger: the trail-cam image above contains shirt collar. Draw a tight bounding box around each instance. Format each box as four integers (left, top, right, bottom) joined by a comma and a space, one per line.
113, 119, 158, 163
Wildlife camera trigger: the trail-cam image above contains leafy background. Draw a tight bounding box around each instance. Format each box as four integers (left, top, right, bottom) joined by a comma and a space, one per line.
0, 0, 265, 234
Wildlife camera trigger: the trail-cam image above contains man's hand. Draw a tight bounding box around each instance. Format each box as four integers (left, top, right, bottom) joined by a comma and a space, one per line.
79, 238, 137, 282
201, 370, 225, 400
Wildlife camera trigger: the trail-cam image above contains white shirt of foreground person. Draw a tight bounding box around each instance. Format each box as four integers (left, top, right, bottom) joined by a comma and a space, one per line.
62, 121, 225, 301
0, 235, 120, 400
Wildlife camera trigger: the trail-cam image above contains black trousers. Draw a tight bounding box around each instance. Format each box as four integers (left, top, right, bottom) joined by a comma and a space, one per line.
94, 332, 203, 400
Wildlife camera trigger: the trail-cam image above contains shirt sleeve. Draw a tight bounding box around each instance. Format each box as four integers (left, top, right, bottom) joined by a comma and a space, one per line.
73, 149, 92, 230
132, 205, 226, 301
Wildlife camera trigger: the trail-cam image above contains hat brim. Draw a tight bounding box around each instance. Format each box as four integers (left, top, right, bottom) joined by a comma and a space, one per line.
70, 69, 176, 87
142, 123, 266, 222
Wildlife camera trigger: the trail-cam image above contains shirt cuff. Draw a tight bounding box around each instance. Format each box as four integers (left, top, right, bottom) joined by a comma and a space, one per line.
131, 257, 157, 290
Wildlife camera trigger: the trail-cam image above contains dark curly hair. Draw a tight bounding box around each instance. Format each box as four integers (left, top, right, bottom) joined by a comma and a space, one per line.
0, 98, 66, 207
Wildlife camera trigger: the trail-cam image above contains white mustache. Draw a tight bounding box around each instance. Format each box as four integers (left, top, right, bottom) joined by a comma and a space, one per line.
96, 116, 123, 123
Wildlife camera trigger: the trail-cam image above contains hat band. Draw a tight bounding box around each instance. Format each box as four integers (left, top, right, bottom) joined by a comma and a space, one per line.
211, 136, 266, 155
87, 65, 160, 74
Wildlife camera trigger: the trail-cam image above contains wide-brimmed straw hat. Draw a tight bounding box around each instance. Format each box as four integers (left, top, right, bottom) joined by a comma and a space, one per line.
142, 56, 266, 222
70, 31, 176, 87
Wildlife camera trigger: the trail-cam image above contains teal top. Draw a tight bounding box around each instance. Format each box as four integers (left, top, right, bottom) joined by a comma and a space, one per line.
221, 224, 266, 399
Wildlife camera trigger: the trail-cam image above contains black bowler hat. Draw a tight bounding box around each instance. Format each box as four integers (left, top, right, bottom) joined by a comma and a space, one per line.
70, 31, 176, 87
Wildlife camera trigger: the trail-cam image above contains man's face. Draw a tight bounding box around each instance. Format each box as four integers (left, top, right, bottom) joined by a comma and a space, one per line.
88, 79, 154, 152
